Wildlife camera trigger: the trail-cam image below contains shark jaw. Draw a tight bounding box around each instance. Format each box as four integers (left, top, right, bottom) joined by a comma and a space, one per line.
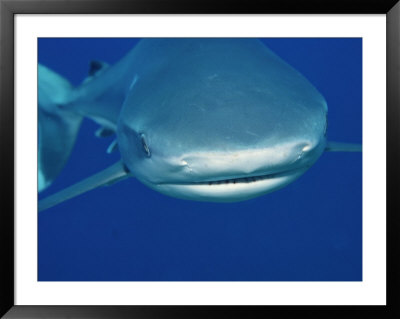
140, 166, 310, 202
128, 140, 326, 203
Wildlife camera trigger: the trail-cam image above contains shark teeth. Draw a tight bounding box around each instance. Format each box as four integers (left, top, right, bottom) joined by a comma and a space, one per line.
203, 173, 278, 186
191, 165, 310, 186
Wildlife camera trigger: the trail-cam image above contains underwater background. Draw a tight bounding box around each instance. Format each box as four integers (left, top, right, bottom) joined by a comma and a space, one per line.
38, 38, 362, 281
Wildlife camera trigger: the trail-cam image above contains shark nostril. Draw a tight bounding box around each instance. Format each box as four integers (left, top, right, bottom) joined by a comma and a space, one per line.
302, 144, 312, 152
294, 144, 313, 162
181, 160, 188, 166
180, 160, 193, 174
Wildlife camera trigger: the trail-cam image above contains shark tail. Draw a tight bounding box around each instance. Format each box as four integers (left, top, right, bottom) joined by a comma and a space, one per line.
325, 141, 362, 152
38, 64, 83, 192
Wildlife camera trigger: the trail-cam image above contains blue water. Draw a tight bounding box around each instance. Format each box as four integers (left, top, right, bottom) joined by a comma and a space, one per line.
38, 38, 362, 281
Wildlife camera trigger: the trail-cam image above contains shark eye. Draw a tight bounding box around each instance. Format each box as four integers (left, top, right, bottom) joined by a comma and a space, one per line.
140, 133, 151, 158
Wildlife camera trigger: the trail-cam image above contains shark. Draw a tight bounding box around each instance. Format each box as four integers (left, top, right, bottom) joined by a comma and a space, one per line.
38, 38, 361, 212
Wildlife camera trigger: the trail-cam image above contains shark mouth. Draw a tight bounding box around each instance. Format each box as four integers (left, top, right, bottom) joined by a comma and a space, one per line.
159, 165, 308, 186
195, 171, 288, 186
149, 166, 310, 202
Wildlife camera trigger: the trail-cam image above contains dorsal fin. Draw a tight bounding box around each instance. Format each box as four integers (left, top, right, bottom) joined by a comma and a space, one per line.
38, 161, 130, 212
38, 64, 83, 192
89, 60, 109, 76
325, 142, 362, 152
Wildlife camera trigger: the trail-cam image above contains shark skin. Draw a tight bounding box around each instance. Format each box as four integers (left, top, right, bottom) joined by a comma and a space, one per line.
38, 38, 361, 212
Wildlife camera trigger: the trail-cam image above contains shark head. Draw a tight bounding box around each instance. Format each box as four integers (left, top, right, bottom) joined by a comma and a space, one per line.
116, 39, 328, 202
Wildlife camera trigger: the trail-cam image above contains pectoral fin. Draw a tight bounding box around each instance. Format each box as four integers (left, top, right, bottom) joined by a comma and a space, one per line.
38, 161, 130, 212
325, 142, 362, 152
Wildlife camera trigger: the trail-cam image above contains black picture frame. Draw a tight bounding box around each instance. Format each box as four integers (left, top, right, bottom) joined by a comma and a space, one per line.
1, 0, 399, 318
